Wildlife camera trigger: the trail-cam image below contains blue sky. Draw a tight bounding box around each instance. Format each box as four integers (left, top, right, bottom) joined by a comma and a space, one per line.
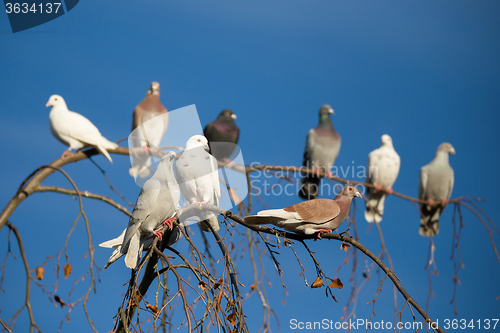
1, 0, 499, 331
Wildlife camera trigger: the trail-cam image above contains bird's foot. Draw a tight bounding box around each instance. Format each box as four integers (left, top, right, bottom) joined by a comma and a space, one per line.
142, 145, 151, 154
152, 230, 164, 240
441, 198, 449, 206
315, 229, 332, 238
427, 199, 436, 207
326, 171, 333, 178
312, 167, 321, 177
61, 151, 73, 159
385, 187, 393, 195
374, 183, 382, 192
163, 217, 176, 229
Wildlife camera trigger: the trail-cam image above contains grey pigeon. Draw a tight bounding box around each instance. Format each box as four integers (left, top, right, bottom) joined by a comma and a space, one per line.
299, 105, 341, 200
175, 135, 221, 232
365, 134, 401, 223
129, 82, 169, 178
99, 226, 182, 269
203, 109, 240, 164
418, 143, 456, 237
246, 185, 361, 235
121, 151, 180, 268
46, 95, 118, 162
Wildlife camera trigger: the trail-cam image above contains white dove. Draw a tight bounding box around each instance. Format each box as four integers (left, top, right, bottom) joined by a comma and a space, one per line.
46, 94, 118, 162
175, 135, 221, 232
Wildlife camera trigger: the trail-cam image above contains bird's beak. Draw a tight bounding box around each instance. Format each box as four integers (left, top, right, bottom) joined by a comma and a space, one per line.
450, 147, 456, 155
45, 102, 51, 107
328, 108, 334, 115
355, 192, 363, 198
231, 114, 237, 120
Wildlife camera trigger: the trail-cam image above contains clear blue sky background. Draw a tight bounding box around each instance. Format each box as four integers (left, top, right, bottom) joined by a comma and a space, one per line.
1, 0, 499, 331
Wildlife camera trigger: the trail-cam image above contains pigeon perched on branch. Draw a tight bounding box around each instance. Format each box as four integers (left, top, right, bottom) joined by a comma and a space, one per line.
299, 105, 341, 200
46, 94, 117, 162
121, 151, 180, 268
246, 185, 361, 235
418, 143, 455, 237
365, 134, 400, 223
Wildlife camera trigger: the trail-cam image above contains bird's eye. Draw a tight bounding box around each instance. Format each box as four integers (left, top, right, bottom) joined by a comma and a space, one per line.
348, 187, 352, 191
55, 98, 58, 100
197, 139, 201, 142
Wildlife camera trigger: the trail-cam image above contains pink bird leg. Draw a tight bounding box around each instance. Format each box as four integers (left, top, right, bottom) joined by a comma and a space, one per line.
427, 199, 436, 207
441, 198, 449, 206
163, 217, 176, 229
61, 151, 73, 159
374, 183, 382, 192
385, 187, 393, 195
152, 230, 164, 240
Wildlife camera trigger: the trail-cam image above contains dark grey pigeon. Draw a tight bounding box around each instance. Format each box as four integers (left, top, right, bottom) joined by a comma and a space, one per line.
298, 105, 341, 200
203, 109, 240, 163
418, 143, 456, 237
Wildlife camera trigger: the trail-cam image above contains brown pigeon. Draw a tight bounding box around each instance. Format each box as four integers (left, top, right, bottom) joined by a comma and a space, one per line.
298, 105, 341, 200
246, 185, 361, 235
418, 143, 455, 236
129, 81, 168, 178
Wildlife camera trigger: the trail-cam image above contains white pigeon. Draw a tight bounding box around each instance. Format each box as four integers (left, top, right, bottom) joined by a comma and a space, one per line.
121, 151, 181, 269
175, 135, 221, 232
46, 94, 118, 162
365, 134, 401, 223
99, 226, 182, 269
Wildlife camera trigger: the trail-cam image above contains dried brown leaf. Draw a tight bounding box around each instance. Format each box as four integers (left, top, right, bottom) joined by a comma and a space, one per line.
340, 242, 350, 252
228, 311, 237, 326
64, 264, 72, 279
198, 281, 208, 291
229, 188, 241, 204
311, 277, 323, 288
146, 304, 160, 314
35, 266, 45, 280
54, 295, 65, 307
213, 277, 223, 290
328, 278, 343, 289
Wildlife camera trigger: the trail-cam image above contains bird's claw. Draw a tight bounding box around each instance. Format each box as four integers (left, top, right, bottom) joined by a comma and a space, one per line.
163, 217, 176, 229
385, 187, 393, 195
427, 199, 436, 207
315, 229, 332, 238
152, 230, 164, 240
374, 183, 382, 192
61, 151, 73, 159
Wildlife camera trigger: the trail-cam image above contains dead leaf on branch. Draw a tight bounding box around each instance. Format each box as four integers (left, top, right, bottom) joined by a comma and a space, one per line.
54, 295, 65, 307
311, 277, 323, 288
213, 277, 223, 290
340, 242, 350, 252
64, 263, 72, 279
35, 266, 45, 280
146, 304, 160, 314
228, 311, 237, 326
328, 278, 343, 289
198, 281, 208, 291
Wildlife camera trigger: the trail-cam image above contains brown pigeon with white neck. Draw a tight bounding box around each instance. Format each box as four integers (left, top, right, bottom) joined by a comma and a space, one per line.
246, 185, 361, 235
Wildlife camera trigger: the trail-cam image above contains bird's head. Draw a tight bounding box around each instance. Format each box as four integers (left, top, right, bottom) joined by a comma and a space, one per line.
437, 142, 456, 155
219, 109, 237, 121
148, 81, 160, 95
381, 134, 393, 145
339, 185, 363, 199
319, 104, 334, 116
45, 94, 65, 108
185, 135, 210, 151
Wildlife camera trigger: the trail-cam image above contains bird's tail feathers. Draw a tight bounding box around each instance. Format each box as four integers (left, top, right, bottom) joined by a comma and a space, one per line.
364, 194, 386, 223
124, 233, 143, 269
200, 215, 220, 232
96, 146, 114, 163
298, 176, 321, 200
